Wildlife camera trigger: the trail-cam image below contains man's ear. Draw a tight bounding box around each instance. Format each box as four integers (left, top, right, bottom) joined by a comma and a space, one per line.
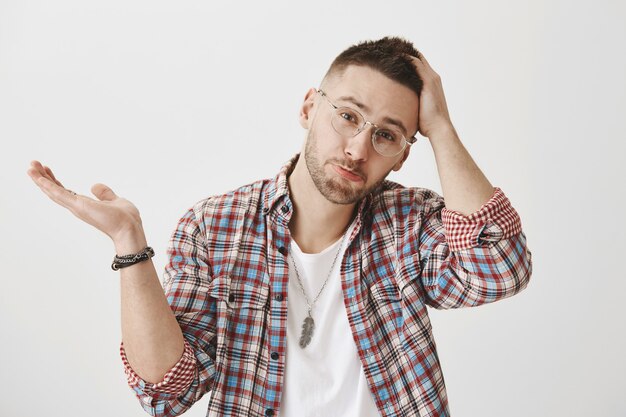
299, 88, 318, 129
392, 148, 411, 171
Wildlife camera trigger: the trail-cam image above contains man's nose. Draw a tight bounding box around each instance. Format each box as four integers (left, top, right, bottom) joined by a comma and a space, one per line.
344, 125, 374, 161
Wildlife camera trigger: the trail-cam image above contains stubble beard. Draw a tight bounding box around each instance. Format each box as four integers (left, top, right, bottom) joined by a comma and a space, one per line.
303, 128, 391, 205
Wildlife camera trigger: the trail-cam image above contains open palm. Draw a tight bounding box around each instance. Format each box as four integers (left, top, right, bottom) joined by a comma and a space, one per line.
27, 161, 143, 243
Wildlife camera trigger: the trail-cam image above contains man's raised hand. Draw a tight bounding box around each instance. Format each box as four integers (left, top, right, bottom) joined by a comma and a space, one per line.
27, 161, 145, 250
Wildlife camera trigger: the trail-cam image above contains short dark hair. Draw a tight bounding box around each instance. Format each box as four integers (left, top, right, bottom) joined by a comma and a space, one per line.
323, 36, 423, 97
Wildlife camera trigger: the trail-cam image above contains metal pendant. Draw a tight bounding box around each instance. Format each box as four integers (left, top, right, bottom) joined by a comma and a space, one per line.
299, 314, 315, 348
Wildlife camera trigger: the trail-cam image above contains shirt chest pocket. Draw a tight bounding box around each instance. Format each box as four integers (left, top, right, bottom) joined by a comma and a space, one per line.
368, 268, 431, 353
208, 274, 270, 344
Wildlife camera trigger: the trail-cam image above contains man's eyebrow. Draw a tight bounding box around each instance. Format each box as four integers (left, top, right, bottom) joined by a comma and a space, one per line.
381, 116, 409, 137
336, 95, 409, 136
337, 95, 371, 112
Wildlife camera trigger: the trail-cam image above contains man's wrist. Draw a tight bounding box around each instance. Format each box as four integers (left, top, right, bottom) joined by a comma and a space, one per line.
426, 122, 457, 141
113, 225, 148, 255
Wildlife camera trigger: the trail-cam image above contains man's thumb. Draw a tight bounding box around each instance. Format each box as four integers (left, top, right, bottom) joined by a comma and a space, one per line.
91, 183, 118, 201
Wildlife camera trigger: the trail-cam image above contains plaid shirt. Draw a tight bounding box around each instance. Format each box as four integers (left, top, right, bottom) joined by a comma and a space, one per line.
120, 153, 532, 417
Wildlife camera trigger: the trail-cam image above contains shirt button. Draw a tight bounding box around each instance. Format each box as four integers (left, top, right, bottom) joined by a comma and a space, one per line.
228, 294, 235, 303
274, 293, 284, 302
271, 352, 279, 360
262, 207, 270, 215
281, 205, 289, 213
265, 408, 275, 417
278, 246, 288, 256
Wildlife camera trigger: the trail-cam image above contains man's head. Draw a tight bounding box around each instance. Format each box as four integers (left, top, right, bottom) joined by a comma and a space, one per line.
298, 37, 423, 205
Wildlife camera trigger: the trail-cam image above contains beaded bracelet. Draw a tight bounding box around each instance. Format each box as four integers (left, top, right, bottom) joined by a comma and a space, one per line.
111, 246, 155, 271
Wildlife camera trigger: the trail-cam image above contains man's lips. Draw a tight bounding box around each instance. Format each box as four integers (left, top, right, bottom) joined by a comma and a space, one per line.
333, 165, 364, 182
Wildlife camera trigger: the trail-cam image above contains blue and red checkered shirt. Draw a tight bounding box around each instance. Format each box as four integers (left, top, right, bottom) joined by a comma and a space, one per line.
120, 153, 532, 416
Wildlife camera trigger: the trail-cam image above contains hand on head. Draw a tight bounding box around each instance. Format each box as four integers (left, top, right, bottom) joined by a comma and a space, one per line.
408, 52, 454, 139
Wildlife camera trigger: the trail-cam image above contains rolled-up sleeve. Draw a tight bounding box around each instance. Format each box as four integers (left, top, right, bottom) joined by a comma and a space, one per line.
120, 339, 197, 399
419, 187, 532, 309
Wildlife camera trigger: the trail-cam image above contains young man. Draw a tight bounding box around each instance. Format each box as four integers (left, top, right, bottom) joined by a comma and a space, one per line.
28, 37, 532, 417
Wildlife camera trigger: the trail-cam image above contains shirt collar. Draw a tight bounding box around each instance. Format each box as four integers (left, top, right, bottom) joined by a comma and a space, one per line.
262, 153, 298, 215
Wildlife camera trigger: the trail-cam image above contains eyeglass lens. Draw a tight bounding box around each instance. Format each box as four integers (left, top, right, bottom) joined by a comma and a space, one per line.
331, 107, 406, 157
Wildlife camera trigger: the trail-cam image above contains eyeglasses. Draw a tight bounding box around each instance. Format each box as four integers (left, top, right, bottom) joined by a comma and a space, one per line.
317, 89, 417, 158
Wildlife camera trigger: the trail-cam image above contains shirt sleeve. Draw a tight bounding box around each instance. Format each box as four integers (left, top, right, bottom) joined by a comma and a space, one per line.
120, 205, 218, 416
120, 339, 196, 397
418, 187, 533, 309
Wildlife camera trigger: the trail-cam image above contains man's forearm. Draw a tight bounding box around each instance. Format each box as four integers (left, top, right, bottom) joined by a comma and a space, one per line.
117, 229, 186, 384
428, 124, 495, 215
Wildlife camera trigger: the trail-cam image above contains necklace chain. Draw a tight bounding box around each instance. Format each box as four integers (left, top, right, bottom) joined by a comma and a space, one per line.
289, 230, 348, 314
289, 224, 352, 348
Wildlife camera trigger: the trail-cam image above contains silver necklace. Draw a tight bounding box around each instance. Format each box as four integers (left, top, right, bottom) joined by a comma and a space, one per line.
289, 230, 349, 348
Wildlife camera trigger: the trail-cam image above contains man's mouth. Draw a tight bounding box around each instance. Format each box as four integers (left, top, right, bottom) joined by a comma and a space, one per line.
333, 165, 364, 182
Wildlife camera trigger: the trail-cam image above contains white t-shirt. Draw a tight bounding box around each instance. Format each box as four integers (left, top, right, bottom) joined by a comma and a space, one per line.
279, 221, 380, 417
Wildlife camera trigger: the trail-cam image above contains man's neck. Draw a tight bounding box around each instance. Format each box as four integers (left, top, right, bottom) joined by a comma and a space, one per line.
287, 157, 357, 254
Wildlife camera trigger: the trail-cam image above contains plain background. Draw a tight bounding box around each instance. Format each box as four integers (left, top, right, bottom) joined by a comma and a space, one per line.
1, 0, 625, 416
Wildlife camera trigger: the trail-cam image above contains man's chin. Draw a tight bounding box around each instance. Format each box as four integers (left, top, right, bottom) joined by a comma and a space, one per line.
319, 179, 366, 205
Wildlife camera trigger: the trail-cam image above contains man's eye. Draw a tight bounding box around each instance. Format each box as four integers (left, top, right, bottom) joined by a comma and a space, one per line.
377, 130, 398, 142
340, 112, 356, 122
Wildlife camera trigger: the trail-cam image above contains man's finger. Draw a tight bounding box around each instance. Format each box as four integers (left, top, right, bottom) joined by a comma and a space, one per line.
30, 161, 61, 187
30, 161, 46, 179
35, 175, 79, 210
410, 53, 435, 76
415, 51, 432, 68
410, 53, 423, 65
408, 55, 427, 77
43, 165, 64, 188
91, 183, 118, 202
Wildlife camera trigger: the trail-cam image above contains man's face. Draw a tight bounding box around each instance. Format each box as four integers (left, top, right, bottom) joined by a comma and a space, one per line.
300, 65, 420, 205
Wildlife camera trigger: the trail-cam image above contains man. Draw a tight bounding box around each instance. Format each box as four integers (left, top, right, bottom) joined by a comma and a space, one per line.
28, 37, 532, 417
